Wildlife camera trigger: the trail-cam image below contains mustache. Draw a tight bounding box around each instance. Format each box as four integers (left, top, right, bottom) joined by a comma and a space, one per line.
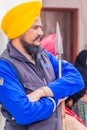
33, 35, 42, 42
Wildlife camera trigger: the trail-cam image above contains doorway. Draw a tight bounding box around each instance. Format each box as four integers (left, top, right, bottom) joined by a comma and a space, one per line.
41, 8, 78, 64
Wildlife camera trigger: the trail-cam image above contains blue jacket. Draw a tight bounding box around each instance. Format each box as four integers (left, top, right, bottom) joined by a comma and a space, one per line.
0, 45, 84, 125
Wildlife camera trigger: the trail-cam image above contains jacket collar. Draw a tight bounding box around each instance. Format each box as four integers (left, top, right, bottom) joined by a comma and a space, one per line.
7, 42, 30, 62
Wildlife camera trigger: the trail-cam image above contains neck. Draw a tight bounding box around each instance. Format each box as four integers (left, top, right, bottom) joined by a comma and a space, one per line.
11, 38, 25, 53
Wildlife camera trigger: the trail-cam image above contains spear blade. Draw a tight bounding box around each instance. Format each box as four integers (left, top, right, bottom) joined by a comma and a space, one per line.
56, 22, 63, 55
56, 22, 63, 78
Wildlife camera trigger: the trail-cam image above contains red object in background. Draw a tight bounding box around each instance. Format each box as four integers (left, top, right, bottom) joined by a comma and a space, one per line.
65, 107, 85, 126
41, 34, 56, 56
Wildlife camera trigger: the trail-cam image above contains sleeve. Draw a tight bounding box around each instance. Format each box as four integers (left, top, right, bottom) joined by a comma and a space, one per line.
45, 51, 84, 99
0, 59, 54, 125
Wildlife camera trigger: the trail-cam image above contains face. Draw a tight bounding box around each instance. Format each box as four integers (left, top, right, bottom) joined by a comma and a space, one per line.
19, 16, 43, 46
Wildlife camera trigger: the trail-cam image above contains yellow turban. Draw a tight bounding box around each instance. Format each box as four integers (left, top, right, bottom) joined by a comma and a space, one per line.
1, 0, 42, 39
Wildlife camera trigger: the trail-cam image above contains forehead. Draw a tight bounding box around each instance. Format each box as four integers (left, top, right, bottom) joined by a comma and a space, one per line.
31, 16, 42, 27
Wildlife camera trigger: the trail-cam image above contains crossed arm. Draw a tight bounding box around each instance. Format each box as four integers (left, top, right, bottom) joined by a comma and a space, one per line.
0, 56, 84, 125
27, 86, 54, 102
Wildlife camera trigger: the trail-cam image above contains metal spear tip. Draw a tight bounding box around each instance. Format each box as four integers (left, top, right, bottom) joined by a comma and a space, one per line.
55, 22, 63, 55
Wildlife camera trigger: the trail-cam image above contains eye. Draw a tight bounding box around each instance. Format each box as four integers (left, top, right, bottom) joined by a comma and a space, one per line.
32, 25, 43, 30
31, 25, 39, 30
33, 26, 38, 30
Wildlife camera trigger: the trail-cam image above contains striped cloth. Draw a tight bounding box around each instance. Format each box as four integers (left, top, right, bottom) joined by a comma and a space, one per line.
72, 100, 87, 126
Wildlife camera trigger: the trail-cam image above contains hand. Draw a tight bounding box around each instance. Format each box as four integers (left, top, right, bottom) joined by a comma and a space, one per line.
27, 88, 45, 102
27, 87, 54, 102
58, 97, 68, 105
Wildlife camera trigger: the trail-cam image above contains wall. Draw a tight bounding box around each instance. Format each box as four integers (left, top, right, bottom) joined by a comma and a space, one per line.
43, 0, 87, 53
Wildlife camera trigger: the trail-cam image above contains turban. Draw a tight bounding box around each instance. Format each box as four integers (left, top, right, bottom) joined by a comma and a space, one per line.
1, 0, 42, 39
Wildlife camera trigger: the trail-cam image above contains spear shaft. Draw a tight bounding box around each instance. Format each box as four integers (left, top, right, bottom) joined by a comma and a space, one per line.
56, 22, 65, 130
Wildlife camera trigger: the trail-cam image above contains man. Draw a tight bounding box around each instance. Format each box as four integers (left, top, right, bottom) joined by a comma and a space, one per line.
0, 0, 84, 130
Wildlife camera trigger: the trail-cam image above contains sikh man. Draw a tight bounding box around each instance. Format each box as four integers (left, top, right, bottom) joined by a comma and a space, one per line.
0, 0, 84, 130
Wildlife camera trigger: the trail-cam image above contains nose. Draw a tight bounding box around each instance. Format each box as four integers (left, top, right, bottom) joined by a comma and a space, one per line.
38, 27, 43, 36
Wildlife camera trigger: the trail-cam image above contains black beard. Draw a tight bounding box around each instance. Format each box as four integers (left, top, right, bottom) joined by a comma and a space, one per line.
20, 39, 43, 59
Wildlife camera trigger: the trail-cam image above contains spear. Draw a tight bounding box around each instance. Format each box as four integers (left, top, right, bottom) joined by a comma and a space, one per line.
55, 22, 63, 77
55, 22, 65, 130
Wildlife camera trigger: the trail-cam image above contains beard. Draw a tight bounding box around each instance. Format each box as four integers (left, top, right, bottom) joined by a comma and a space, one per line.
20, 39, 43, 59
